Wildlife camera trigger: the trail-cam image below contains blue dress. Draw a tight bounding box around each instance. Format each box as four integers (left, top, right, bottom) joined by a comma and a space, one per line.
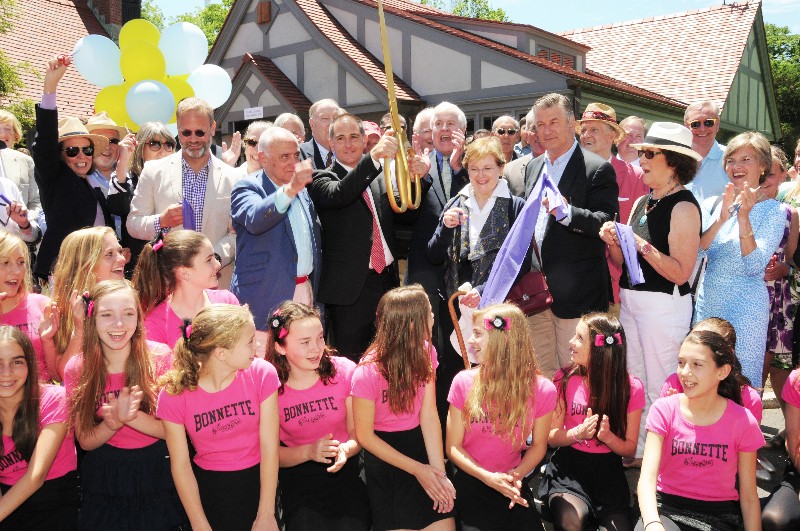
694, 198, 786, 385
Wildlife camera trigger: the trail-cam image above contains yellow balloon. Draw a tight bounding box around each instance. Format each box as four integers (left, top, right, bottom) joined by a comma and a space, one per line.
120, 41, 166, 84
163, 76, 195, 124
119, 19, 161, 50
95, 83, 137, 132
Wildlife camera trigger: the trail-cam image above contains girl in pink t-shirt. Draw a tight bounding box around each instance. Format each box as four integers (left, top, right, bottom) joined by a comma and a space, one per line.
134, 230, 239, 348
158, 304, 280, 531
351, 285, 456, 531
446, 304, 556, 531
540, 312, 644, 531
0, 326, 78, 529
638, 329, 764, 531
0, 232, 52, 382
64, 280, 186, 530
265, 301, 370, 531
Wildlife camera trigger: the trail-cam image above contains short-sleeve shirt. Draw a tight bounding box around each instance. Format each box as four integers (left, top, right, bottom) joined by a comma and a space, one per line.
144, 290, 240, 348
646, 394, 764, 501
660, 373, 763, 423
448, 369, 556, 473
782, 369, 800, 408
350, 343, 438, 432
0, 293, 51, 381
157, 358, 280, 471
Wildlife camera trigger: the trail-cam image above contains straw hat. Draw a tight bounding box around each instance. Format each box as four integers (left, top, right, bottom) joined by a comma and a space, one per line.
575, 103, 626, 144
57, 117, 109, 153
631, 122, 702, 161
85, 111, 129, 137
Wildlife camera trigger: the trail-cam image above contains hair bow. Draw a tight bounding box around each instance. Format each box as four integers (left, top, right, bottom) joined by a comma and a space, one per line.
594, 332, 623, 347
270, 309, 288, 339
82, 291, 94, 318
484, 316, 511, 331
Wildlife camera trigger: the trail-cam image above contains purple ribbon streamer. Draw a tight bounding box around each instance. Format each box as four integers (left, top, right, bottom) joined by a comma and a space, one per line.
615, 222, 645, 286
182, 198, 196, 231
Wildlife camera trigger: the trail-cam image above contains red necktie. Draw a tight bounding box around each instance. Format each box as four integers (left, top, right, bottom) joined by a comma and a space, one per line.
363, 190, 386, 274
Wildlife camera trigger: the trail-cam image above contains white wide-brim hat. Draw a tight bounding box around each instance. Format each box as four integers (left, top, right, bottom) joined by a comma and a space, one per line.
631, 122, 702, 161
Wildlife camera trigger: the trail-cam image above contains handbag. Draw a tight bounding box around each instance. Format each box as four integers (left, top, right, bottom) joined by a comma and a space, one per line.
506, 238, 553, 316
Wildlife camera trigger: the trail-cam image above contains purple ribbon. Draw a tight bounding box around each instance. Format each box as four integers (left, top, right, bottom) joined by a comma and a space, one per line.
182, 198, 196, 231
615, 222, 644, 286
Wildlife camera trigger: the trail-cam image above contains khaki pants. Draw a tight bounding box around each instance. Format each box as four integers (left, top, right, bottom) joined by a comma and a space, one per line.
525, 309, 580, 379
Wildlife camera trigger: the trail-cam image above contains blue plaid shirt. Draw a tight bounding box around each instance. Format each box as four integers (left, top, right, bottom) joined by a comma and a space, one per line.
180, 157, 210, 233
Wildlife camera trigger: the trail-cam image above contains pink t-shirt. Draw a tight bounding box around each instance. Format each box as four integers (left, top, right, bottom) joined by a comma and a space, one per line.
660, 373, 763, 423
0, 293, 51, 381
0, 385, 76, 485
782, 369, 800, 408
350, 343, 438, 432
63, 341, 173, 449
144, 290, 240, 348
448, 369, 556, 473
278, 356, 355, 447
157, 358, 280, 471
554, 369, 645, 454
646, 394, 764, 501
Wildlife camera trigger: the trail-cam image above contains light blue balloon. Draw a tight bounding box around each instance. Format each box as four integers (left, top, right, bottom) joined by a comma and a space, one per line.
72, 35, 124, 87
159, 22, 208, 76
186, 64, 232, 109
125, 81, 176, 126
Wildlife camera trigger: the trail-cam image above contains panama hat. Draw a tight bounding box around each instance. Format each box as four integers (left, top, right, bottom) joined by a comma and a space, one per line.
57, 117, 109, 153
574, 103, 626, 144
85, 111, 129, 137
631, 122, 702, 161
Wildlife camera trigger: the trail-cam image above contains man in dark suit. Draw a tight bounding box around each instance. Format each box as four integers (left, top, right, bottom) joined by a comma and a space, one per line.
309, 114, 429, 361
520, 93, 619, 377
299, 99, 340, 169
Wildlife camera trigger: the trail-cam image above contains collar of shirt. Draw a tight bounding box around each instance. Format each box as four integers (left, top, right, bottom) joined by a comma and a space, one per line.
705, 140, 724, 161
458, 177, 511, 203
314, 139, 331, 161
87, 170, 110, 192
544, 139, 578, 184
181, 156, 211, 179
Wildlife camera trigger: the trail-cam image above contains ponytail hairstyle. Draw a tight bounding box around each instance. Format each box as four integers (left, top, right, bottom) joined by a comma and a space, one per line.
0, 232, 32, 298
133, 230, 209, 316
692, 317, 752, 388
70, 280, 157, 436
465, 304, 539, 445
0, 326, 40, 461
160, 304, 254, 395
681, 330, 745, 405
366, 285, 433, 414
264, 301, 336, 395
557, 312, 630, 440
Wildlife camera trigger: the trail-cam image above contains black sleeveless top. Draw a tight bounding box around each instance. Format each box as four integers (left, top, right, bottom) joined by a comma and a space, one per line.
620, 189, 701, 295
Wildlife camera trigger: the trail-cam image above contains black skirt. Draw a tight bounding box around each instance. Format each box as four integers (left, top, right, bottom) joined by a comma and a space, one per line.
193, 462, 270, 531
655, 492, 742, 531
363, 425, 454, 531
452, 466, 544, 531
538, 445, 631, 519
279, 453, 370, 530
0, 470, 79, 530
78, 440, 187, 531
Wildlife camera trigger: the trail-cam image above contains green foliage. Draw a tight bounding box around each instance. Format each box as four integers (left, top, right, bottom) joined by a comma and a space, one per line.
419, 0, 447, 9
765, 23, 800, 149
0, 0, 35, 143
452, 0, 508, 22
141, 0, 166, 30
4, 99, 34, 147
171, 0, 234, 52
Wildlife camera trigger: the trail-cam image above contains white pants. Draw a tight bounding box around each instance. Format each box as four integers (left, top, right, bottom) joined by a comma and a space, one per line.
619, 286, 693, 458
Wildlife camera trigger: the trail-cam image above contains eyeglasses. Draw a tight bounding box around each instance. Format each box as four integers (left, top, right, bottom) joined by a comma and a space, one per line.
494, 128, 518, 136
379, 124, 406, 131
638, 149, 663, 159
62, 145, 94, 157
180, 129, 207, 138
688, 118, 717, 129
243, 138, 258, 147
146, 140, 176, 152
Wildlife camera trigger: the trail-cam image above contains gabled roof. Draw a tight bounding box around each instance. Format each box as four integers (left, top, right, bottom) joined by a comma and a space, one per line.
236, 53, 313, 113
0, 0, 107, 116
560, 1, 760, 107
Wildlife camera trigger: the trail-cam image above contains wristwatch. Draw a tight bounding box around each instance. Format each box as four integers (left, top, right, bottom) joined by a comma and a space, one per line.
639, 241, 653, 256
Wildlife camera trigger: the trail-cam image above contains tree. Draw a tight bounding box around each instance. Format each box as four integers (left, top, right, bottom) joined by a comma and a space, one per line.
765, 23, 800, 149
141, 0, 166, 31
171, 0, 234, 52
419, 0, 508, 22
0, 0, 36, 146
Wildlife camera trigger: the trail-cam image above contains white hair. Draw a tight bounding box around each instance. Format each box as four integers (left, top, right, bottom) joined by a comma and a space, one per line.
431, 102, 467, 130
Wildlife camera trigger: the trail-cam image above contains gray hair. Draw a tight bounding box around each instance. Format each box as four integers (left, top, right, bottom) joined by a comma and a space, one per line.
492, 115, 519, 131
309, 98, 340, 118
413, 107, 435, 134
274, 113, 305, 135
684, 100, 721, 122
244, 120, 273, 139
431, 102, 467, 130
532, 93, 574, 125
619, 116, 646, 130
258, 127, 297, 154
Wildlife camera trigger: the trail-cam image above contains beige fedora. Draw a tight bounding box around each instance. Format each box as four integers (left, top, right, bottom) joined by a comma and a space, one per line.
85, 111, 129, 137
57, 117, 109, 154
631, 122, 702, 161
575, 102, 626, 144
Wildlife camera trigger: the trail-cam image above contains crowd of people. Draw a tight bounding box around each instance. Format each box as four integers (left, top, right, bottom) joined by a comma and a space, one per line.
0, 51, 798, 530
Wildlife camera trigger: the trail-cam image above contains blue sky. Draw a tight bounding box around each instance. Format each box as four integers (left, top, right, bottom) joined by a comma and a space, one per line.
155, 1, 800, 34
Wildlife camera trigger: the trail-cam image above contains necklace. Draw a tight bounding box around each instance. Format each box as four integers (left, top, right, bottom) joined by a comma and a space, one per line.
638, 182, 680, 227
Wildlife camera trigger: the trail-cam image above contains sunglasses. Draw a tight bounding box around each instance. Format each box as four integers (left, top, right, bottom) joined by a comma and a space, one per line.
108, 138, 120, 145
180, 129, 207, 138
243, 138, 258, 147
638, 149, 663, 159
495, 128, 518, 136
688, 118, 717, 129
146, 140, 176, 152
62, 145, 94, 157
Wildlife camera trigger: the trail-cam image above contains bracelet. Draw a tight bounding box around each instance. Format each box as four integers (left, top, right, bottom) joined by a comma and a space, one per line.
570, 429, 588, 446
644, 521, 662, 530
18, 221, 31, 230
739, 230, 754, 239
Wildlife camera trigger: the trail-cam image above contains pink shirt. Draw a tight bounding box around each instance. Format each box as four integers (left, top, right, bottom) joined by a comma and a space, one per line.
351, 343, 438, 432
0, 385, 76, 485
554, 369, 645, 454
647, 394, 764, 501
782, 369, 800, 408
157, 358, 280, 471
609, 157, 649, 303
63, 341, 173, 449
448, 369, 556, 473
660, 373, 763, 423
144, 290, 240, 348
0, 293, 51, 381
278, 356, 355, 447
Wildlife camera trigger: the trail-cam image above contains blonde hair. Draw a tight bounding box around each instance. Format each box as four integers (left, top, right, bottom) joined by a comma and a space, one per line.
464, 304, 539, 445
0, 110, 22, 145
0, 232, 31, 296
463, 136, 506, 168
160, 304, 254, 395
176, 97, 214, 126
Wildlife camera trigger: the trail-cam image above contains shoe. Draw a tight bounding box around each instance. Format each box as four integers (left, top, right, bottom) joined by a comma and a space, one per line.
766, 431, 786, 449
622, 457, 642, 468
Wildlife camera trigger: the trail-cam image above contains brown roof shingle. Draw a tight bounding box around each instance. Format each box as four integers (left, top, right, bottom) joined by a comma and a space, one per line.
236, 53, 313, 113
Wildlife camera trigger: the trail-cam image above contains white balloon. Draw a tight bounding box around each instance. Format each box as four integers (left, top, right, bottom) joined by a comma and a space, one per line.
166, 122, 178, 138
125, 81, 176, 126
186, 64, 233, 109
72, 35, 124, 87
159, 22, 208, 76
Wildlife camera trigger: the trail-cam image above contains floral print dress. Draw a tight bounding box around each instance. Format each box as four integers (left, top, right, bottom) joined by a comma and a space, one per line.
766, 204, 793, 358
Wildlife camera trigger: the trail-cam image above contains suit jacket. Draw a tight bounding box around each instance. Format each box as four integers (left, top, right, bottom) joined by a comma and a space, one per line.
503, 153, 533, 198
524, 147, 619, 318
0, 147, 41, 215
309, 156, 398, 306
299, 139, 328, 170
230, 171, 322, 330
127, 151, 237, 282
